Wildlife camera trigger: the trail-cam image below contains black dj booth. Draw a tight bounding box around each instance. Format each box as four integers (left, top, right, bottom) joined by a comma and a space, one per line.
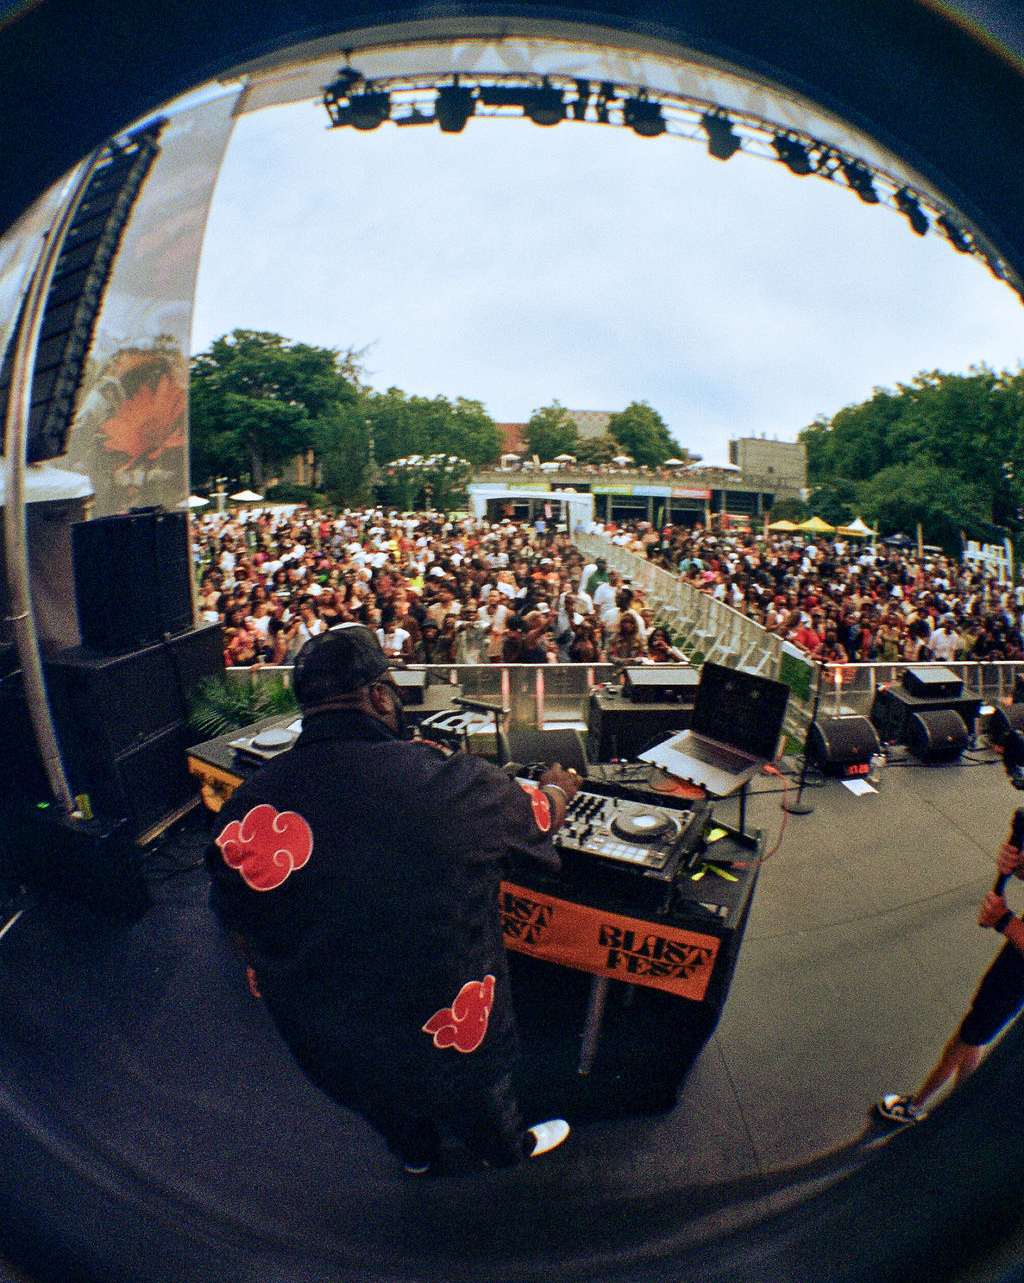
188, 691, 762, 1116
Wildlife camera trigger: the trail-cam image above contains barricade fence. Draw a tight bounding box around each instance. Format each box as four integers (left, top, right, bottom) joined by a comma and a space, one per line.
573, 532, 1024, 748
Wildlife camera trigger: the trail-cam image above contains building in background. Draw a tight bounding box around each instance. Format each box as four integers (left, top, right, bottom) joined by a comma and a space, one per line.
728, 436, 807, 491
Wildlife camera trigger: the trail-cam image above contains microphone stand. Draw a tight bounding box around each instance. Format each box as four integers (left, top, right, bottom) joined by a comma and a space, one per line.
782, 660, 824, 816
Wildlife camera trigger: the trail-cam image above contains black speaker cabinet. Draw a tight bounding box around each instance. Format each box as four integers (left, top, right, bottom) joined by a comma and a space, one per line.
903, 666, 963, 699
73, 508, 192, 653
1, 809, 149, 920
808, 716, 881, 773
622, 666, 700, 704
871, 684, 981, 745
588, 689, 691, 762
506, 727, 589, 776
45, 625, 223, 839
907, 708, 970, 762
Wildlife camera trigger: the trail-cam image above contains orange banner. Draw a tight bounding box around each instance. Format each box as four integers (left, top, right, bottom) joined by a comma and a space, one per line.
500, 881, 721, 1002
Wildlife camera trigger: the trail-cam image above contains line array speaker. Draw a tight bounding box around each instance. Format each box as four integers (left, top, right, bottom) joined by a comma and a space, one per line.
0, 123, 163, 461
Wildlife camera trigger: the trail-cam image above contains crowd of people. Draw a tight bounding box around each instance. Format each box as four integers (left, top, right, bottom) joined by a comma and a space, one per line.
195, 504, 1023, 670
195, 508, 682, 669
627, 521, 1024, 664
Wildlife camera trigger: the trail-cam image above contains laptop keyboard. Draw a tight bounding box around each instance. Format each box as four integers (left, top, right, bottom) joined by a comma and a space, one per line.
686, 738, 755, 773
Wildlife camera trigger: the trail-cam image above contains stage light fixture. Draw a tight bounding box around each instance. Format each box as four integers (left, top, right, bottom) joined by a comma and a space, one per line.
322, 65, 364, 127
895, 187, 930, 235
840, 158, 880, 203
938, 214, 972, 253
524, 80, 566, 126
570, 79, 591, 121
624, 96, 665, 138
435, 83, 475, 133
348, 90, 390, 131
772, 134, 814, 175
700, 111, 741, 160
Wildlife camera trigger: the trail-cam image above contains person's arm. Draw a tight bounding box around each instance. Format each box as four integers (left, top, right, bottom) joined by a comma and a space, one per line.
979, 841, 1024, 952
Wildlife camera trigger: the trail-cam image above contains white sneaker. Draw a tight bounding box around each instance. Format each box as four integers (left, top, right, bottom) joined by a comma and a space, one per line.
526, 1118, 570, 1158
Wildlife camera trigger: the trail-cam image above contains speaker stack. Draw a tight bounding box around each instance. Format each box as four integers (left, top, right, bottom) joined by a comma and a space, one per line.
870, 666, 981, 753
37, 507, 225, 843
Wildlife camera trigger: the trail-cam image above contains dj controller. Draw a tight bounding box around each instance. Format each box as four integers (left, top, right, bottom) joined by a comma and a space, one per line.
551, 786, 710, 885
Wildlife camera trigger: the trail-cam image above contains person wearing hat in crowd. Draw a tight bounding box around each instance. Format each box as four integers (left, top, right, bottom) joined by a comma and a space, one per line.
205, 624, 579, 1175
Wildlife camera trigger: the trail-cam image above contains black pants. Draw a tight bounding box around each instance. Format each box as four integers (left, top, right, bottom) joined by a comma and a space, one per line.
347, 1070, 530, 1168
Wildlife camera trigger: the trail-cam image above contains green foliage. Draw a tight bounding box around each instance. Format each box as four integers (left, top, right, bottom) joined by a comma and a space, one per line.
524, 402, 578, 460
365, 389, 501, 468
607, 400, 679, 466
799, 366, 1024, 546
575, 433, 619, 465
190, 330, 360, 488
263, 482, 326, 504
188, 676, 299, 740
769, 496, 809, 522
807, 478, 859, 527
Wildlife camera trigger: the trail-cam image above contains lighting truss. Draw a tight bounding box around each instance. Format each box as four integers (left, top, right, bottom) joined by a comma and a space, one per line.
320, 66, 1022, 303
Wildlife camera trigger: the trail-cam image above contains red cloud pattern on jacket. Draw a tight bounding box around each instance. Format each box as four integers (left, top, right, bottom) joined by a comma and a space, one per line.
216, 804, 313, 891
422, 975, 496, 1053
517, 782, 552, 833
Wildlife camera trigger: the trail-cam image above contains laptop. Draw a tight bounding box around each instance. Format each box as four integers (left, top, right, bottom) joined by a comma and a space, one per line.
638, 662, 789, 796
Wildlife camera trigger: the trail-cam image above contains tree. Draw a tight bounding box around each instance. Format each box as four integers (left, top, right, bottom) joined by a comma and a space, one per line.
807, 478, 859, 527
524, 402, 578, 460
364, 390, 501, 469
768, 496, 808, 523
607, 400, 679, 466
858, 461, 994, 552
575, 433, 619, 465
189, 330, 359, 488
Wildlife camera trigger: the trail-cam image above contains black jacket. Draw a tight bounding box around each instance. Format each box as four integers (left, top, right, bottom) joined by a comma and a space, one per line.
206, 709, 560, 1102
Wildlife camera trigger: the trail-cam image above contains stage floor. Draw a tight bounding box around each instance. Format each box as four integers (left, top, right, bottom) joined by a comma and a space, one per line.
2, 744, 1024, 1282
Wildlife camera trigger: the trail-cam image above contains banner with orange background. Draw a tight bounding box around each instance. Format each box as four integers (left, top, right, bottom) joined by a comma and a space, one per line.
500, 881, 721, 1002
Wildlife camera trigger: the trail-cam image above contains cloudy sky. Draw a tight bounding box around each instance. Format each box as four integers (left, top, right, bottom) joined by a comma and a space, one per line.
191, 99, 1024, 464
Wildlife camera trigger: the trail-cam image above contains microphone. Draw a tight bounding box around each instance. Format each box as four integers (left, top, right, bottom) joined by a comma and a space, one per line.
452, 696, 510, 717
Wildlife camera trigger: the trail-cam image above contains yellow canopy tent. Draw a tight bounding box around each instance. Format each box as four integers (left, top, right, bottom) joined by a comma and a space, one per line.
768, 519, 800, 531
797, 516, 836, 533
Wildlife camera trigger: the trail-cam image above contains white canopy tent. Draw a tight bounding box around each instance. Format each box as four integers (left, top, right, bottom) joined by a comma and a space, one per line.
467, 485, 594, 532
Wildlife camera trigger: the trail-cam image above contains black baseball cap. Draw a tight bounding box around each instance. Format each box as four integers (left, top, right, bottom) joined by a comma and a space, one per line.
293, 624, 390, 707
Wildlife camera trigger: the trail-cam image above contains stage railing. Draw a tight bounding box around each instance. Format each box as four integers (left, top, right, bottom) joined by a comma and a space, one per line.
817, 660, 1024, 719
223, 662, 614, 730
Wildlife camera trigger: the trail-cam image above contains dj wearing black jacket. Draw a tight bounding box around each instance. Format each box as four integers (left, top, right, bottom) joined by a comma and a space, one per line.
206, 624, 579, 1173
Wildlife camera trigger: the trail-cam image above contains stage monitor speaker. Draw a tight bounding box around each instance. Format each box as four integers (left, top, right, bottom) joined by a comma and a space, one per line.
622, 666, 700, 703
392, 668, 428, 706
73, 508, 192, 653
506, 727, 589, 776
903, 666, 963, 699
807, 716, 881, 773
989, 704, 1024, 748
906, 708, 970, 762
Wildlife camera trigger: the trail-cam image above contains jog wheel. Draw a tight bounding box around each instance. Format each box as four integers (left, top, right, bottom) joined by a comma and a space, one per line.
611, 810, 678, 842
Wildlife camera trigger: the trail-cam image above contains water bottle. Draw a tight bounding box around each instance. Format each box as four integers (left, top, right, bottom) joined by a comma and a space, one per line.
868, 752, 885, 786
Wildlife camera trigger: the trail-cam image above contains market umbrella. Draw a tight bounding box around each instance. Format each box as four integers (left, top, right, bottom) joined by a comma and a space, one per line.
662, 457, 686, 466
553, 453, 576, 463
797, 515, 836, 533
612, 455, 634, 466
180, 494, 210, 509
230, 489, 263, 502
